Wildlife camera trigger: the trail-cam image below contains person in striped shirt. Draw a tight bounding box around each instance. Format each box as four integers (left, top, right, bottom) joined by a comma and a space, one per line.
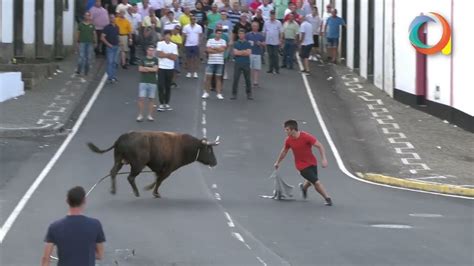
202, 29, 227, 100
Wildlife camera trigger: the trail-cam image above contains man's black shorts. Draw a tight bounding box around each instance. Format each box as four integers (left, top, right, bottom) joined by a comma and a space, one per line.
300, 45, 312, 59
313, 35, 320, 48
299, 165, 319, 183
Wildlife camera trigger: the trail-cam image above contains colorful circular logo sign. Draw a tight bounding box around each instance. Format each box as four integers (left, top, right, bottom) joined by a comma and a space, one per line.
409, 12, 451, 55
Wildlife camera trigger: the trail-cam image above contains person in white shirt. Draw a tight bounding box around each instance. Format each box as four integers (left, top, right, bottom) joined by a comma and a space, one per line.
257, 0, 274, 21
298, 16, 313, 74
181, 0, 196, 10
301, 0, 313, 16
126, 5, 142, 65
306, 6, 321, 60
170, 0, 183, 19
164, 0, 174, 9
149, 0, 165, 17
116, 0, 131, 13
156, 31, 178, 111
137, 0, 152, 18
202, 29, 227, 100
321, 4, 333, 50
183, 16, 203, 78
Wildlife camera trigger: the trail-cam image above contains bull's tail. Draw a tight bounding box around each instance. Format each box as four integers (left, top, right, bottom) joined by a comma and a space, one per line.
87, 142, 114, 154
143, 182, 156, 191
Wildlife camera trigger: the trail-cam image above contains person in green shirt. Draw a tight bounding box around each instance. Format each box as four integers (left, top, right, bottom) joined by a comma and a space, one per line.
282, 13, 300, 69
206, 4, 221, 38
274, 0, 288, 21
76, 11, 96, 76
137, 45, 159, 122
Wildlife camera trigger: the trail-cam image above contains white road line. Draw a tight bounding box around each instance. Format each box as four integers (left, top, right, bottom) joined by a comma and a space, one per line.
201, 114, 206, 125
224, 212, 235, 228
232, 232, 245, 242
256, 256, 267, 266
295, 57, 472, 200
202, 127, 207, 138
0, 74, 108, 244
409, 213, 443, 218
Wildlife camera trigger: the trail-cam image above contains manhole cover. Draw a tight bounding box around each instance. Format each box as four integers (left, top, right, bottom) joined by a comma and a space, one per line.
370, 224, 412, 229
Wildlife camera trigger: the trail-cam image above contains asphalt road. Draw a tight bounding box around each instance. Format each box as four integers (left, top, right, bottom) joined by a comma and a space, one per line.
1, 61, 473, 266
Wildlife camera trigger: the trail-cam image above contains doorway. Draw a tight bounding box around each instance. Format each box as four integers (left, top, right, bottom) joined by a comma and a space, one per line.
367, 0, 375, 81
353, 0, 360, 73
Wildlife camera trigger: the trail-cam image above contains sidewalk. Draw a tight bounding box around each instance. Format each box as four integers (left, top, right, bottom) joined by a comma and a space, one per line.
308, 60, 473, 197
0, 55, 105, 137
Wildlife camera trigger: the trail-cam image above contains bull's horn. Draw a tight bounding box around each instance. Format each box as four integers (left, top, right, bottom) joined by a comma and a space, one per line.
205, 136, 220, 146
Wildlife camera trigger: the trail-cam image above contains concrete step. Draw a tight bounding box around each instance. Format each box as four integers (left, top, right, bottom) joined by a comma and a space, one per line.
0, 63, 59, 90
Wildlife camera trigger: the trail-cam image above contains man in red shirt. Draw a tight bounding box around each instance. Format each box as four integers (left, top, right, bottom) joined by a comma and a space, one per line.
274, 120, 332, 206
284, 3, 303, 24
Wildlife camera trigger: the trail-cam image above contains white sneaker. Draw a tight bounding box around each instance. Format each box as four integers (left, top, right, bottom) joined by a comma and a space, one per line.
216, 93, 224, 100
136, 114, 143, 122
201, 92, 209, 99
157, 104, 166, 112
193, 72, 198, 78
186, 72, 192, 78
165, 104, 173, 111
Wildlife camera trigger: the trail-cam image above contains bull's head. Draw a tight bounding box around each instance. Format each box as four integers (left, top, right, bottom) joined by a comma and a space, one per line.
198, 136, 220, 167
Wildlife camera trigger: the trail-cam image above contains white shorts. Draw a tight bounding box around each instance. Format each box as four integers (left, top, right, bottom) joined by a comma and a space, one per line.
250, 54, 262, 70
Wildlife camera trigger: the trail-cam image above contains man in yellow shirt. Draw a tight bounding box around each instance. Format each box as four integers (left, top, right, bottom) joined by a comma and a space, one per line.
115, 10, 133, 69
179, 7, 192, 27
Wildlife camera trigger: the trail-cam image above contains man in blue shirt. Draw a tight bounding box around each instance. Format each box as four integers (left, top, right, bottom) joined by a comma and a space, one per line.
246, 22, 265, 87
232, 29, 253, 100
101, 14, 120, 83
323, 9, 345, 63
41, 186, 106, 266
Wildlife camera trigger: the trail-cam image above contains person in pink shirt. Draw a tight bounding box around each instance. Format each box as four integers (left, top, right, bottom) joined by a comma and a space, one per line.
89, 0, 110, 55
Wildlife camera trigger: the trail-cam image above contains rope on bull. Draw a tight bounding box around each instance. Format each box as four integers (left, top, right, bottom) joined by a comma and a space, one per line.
86, 170, 154, 197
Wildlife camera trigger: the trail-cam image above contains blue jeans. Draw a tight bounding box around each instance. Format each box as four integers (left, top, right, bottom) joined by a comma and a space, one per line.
283, 39, 296, 69
106, 45, 119, 80
77, 42, 93, 75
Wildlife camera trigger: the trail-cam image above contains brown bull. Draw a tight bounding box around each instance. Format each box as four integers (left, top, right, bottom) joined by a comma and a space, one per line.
87, 131, 219, 198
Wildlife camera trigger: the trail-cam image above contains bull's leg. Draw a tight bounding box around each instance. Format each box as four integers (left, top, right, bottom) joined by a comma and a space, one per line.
152, 172, 170, 198
109, 162, 123, 195
127, 165, 145, 197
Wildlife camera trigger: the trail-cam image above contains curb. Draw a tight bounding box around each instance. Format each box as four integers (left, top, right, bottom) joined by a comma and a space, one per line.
0, 126, 70, 138
357, 173, 474, 198
0, 61, 105, 138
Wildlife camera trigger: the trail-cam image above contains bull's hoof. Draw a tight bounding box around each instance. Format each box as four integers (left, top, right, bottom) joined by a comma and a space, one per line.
110, 188, 116, 195
133, 191, 140, 197
153, 192, 161, 198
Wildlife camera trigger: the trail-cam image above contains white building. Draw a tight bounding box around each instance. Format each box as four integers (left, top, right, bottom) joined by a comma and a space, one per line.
319, 0, 473, 132
0, 0, 76, 63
